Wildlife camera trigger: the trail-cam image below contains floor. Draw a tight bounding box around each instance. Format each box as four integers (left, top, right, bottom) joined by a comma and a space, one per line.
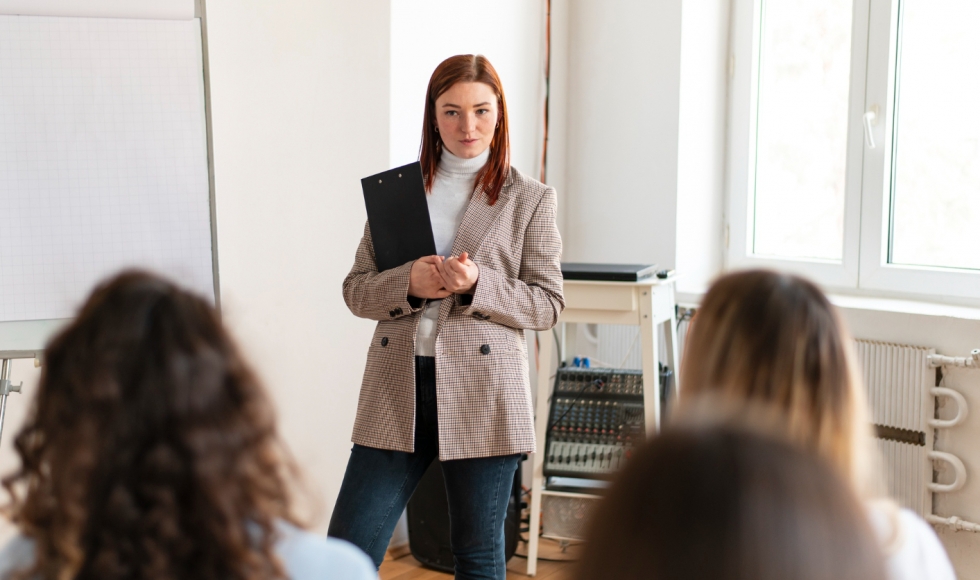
379, 539, 578, 580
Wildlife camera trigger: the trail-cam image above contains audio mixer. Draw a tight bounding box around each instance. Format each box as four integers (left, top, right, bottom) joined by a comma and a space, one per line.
542, 367, 667, 479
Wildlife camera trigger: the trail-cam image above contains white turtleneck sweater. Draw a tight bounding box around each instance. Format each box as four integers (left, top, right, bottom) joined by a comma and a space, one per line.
414, 147, 490, 357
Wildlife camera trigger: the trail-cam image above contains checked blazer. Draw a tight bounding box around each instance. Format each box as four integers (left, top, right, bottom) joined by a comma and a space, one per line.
343, 166, 564, 461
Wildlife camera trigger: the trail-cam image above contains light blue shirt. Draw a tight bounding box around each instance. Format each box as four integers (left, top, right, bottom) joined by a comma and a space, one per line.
0, 521, 376, 580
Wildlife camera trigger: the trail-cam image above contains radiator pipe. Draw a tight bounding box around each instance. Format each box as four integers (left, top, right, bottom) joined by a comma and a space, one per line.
928, 451, 967, 493
927, 515, 980, 533
929, 387, 969, 429
928, 349, 980, 368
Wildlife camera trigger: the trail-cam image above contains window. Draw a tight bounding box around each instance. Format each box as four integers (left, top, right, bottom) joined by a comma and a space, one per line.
752, 0, 852, 262
887, 0, 980, 271
728, 0, 980, 300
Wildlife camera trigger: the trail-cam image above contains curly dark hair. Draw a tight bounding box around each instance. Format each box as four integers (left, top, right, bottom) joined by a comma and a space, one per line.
3, 271, 297, 580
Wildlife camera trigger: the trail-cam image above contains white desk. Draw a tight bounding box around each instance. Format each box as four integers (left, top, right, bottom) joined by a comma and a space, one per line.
526, 276, 679, 575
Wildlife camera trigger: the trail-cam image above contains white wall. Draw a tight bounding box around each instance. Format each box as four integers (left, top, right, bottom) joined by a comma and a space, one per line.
389, 0, 545, 176
675, 0, 729, 295
561, 0, 682, 267
205, 0, 390, 528
555, 0, 727, 288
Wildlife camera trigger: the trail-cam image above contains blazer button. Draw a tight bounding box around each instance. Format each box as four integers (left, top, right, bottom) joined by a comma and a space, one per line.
394, 307, 403, 315
388, 310, 397, 317
480, 344, 491, 355
381, 337, 389, 347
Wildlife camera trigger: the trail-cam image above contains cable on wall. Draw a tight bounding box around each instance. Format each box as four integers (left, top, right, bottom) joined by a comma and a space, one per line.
540, 0, 551, 184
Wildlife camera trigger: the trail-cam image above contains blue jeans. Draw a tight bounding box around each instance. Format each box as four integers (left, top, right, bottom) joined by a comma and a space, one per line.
328, 356, 520, 580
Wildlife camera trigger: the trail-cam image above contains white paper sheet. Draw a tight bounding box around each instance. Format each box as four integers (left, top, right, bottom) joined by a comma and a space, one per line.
0, 15, 215, 326
0, 0, 194, 20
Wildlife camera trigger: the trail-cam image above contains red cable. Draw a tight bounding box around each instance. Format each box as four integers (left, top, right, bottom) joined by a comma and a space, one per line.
540, 0, 551, 184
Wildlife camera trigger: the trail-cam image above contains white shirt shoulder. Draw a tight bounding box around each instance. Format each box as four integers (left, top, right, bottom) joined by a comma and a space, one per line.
868, 502, 956, 580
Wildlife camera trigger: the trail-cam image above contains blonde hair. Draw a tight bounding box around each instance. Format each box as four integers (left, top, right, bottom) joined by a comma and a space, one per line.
678, 269, 877, 497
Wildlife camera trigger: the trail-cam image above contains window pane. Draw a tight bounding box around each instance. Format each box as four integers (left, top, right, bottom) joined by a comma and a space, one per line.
889, 0, 980, 271
753, 0, 853, 260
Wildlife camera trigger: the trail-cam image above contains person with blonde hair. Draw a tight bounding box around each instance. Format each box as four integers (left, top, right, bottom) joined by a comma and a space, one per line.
677, 269, 954, 580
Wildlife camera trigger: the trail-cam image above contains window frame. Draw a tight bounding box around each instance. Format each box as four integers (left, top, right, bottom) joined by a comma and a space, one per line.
726, 0, 980, 302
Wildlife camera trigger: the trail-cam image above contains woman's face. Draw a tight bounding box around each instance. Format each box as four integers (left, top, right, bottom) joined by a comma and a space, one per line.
434, 81, 499, 159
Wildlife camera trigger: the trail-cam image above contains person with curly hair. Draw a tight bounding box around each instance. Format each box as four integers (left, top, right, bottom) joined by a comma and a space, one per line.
0, 271, 375, 580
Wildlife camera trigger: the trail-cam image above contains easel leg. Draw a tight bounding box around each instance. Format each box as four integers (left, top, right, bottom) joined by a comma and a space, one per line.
0, 360, 9, 446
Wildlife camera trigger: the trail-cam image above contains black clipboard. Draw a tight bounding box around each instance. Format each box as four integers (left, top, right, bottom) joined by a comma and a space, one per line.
361, 161, 437, 272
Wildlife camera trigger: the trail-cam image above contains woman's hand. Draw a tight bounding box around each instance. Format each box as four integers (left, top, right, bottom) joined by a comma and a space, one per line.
409, 256, 452, 300
437, 252, 480, 294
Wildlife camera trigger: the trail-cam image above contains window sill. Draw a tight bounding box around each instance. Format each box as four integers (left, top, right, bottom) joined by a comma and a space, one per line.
676, 290, 980, 322
827, 294, 980, 322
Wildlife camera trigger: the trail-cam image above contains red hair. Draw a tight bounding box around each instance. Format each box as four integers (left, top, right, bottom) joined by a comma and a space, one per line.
420, 55, 510, 205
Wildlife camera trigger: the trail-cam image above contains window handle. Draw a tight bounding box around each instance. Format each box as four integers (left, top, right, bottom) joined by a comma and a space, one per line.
863, 106, 878, 149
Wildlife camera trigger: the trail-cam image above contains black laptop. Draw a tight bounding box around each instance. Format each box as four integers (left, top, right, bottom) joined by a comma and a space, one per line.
560, 263, 658, 282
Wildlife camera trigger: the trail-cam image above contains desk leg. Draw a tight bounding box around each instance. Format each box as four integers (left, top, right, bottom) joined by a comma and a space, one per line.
638, 289, 661, 435
528, 330, 554, 576
663, 288, 680, 404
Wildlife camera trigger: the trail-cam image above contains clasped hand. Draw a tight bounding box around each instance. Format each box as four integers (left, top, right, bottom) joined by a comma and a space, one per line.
408, 252, 479, 300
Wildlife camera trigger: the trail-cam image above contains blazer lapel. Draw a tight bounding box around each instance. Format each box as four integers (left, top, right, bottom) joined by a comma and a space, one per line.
436, 169, 516, 335
449, 173, 515, 258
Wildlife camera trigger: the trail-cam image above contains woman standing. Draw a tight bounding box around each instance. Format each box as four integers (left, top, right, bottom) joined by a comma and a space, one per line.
328, 55, 564, 579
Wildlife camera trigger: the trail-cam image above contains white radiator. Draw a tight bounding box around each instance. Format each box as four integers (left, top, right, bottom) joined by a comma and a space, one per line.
855, 340, 970, 526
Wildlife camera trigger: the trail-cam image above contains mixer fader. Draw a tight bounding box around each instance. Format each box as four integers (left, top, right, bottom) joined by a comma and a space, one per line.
543, 368, 651, 479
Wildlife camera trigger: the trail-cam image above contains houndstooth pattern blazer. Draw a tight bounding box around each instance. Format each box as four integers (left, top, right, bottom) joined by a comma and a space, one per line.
343, 167, 564, 460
